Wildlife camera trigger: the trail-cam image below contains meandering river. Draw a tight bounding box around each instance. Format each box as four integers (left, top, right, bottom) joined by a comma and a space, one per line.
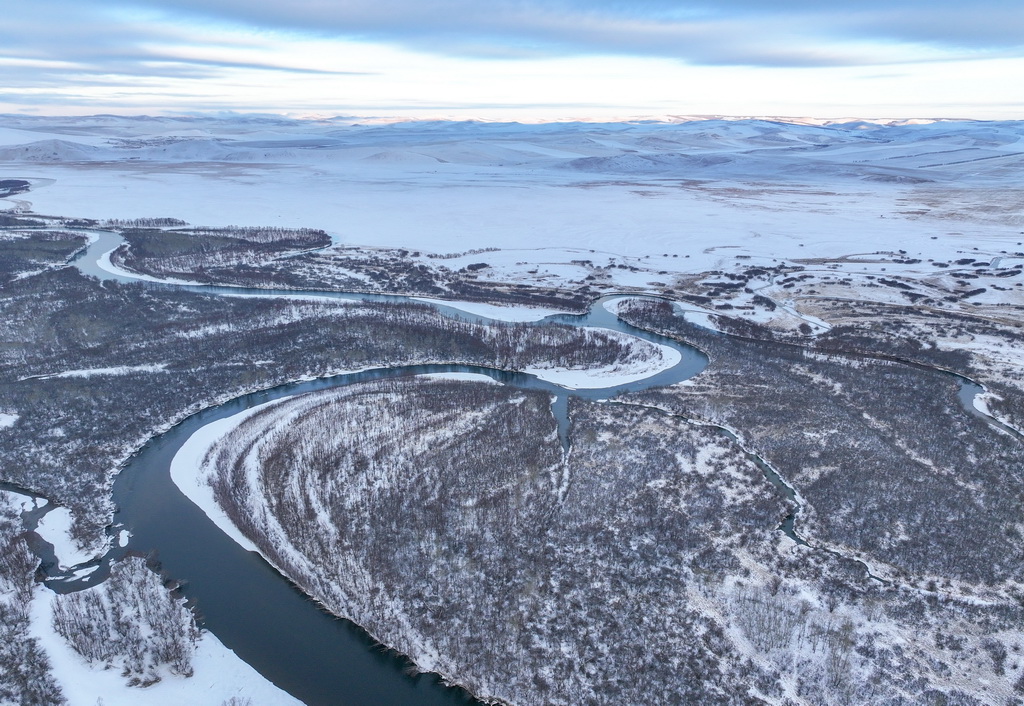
46, 230, 708, 705
17, 227, 1017, 705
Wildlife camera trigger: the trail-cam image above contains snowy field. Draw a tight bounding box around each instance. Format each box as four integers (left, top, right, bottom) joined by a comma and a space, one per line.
1, 115, 1021, 282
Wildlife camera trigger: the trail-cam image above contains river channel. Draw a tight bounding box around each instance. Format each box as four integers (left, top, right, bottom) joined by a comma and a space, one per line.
50, 230, 709, 706
26, 227, 1019, 706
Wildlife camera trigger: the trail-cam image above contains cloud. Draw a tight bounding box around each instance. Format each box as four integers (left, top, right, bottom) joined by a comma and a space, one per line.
2, 0, 1021, 117
0, 1, 365, 88
4, 0, 1022, 90
118, 0, 1024, 65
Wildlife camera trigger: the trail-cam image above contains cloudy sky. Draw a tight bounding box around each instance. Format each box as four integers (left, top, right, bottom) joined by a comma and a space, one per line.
3, 0, 1023, 119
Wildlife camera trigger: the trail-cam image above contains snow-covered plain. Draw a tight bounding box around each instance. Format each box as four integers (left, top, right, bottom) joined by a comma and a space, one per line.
7, 115, 1023, 341
2, 116, 1022, 282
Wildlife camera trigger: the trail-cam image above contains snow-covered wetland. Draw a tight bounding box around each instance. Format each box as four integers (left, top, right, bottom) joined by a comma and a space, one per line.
3, 115, 1024, 704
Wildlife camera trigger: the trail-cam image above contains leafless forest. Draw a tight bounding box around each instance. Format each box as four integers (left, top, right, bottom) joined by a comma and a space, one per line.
0, 229, 656, 545
199, 374, 1024, 705
5, 218, 1024, 705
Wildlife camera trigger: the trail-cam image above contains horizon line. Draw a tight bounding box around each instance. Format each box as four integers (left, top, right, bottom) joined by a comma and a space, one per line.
1, 111, 1016, 127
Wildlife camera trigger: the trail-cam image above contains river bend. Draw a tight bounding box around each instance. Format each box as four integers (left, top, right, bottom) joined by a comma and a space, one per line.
17, 227, 1015, 705
45, 230, 707, 705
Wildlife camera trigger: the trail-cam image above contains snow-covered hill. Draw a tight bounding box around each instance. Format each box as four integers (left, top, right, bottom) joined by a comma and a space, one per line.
1, 115, 1021, 275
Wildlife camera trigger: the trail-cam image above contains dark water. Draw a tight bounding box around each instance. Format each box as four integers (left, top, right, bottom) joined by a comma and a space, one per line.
48, 232, 709, 705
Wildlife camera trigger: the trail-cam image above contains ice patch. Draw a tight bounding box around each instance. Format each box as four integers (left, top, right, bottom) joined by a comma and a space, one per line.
420, 372, 502, 385
62, 564, 101, 583
412, 297, 571, 322
35, 507, 95, 570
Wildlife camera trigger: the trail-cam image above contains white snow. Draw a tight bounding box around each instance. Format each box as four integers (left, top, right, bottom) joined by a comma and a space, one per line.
0, 412, 18, 429
1, 118, 1017, 280
0, 488, 33, 515
4, 116, 1022, 342
97, 247, 198, 285
678, 309, 728, 333
170, 399, 292, 554
974, 391, 995, 416
219, 291, 361, 305
419, 372, 502, 384
524, 336, 681, 389
34, 507, 95, 569
602, 296, 731, 334
412, 297, 570, 322
24, 364, 167, 381
29, 591, 302, 706
63, 565, 101, 582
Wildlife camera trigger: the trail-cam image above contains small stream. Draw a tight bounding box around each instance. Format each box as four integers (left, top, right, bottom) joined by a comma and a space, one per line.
959, 381, 1024, 441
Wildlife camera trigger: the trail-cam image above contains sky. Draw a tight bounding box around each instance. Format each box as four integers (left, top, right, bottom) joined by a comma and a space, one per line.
2, 0, 1023, 120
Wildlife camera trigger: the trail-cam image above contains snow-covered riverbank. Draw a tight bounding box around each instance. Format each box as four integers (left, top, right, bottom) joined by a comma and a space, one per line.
30, 591, 302, 706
